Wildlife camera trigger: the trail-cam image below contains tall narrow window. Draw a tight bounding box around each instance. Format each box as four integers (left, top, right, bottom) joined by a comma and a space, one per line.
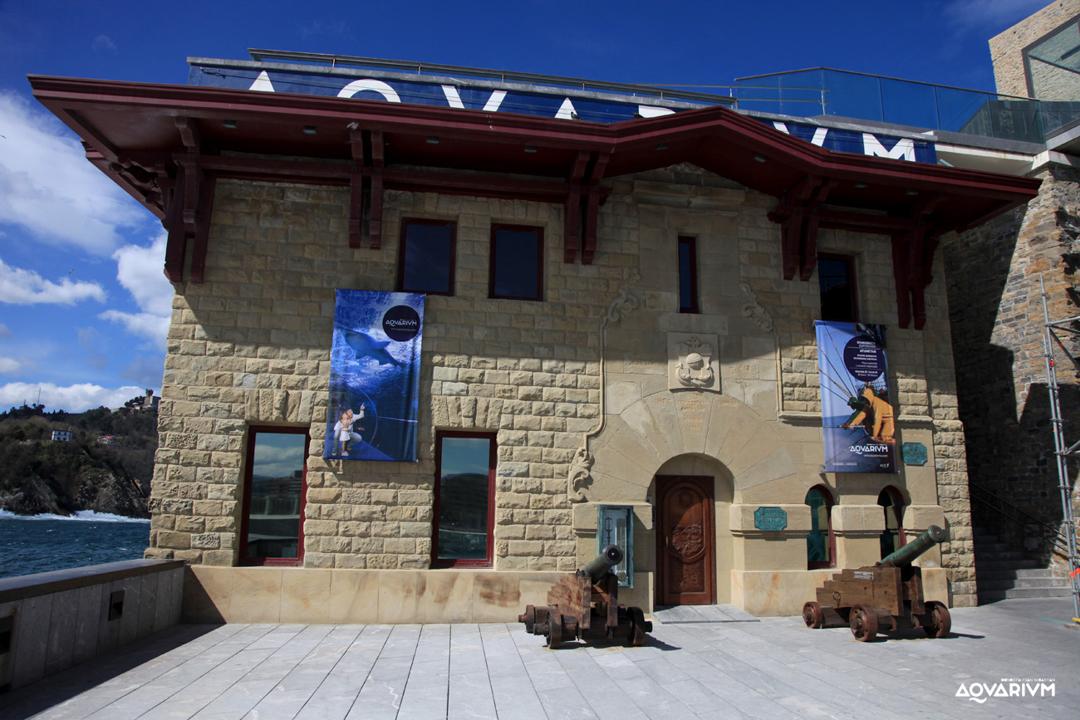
240, 428, 309, 566
878, 486, 906, 559
678, 236, 699, 314
805, 486, 835, 569
490, 225, 543, 301
398, 219, 456, 295
433, 431, 496, 567
818, 253, 858, 322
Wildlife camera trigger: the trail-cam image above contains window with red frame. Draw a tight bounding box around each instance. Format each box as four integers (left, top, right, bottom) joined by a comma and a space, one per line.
817, 253, 859, 322
805, 485, 835, 569
240, 428, 308, 565
489, 224, 543, 301
432, 431, 496, 567
397, 218, 456, 296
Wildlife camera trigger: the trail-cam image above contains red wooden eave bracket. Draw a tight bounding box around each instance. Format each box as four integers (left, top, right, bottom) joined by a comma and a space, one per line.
564, 151, 589, 263
580, 153, 610, 265
369, 130, 384, 249
349, 128, 365, 249
771, 176, 834, 281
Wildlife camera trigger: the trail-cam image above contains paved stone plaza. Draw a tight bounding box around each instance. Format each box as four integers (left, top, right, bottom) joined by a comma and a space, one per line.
1, 598, 1076, 720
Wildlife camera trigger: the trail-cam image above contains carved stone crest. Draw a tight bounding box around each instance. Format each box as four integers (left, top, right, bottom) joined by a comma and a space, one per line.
605, 288, 641, 325
567, 446, 594, 502
667, 333, 720, 393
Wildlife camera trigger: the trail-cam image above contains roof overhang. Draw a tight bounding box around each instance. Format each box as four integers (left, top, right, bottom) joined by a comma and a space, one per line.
29, 74, 1042, 328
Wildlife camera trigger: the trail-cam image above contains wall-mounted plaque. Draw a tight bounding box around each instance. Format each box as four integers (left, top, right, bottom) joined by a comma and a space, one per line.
901, 442, 928, 466
753, 506, 788, 532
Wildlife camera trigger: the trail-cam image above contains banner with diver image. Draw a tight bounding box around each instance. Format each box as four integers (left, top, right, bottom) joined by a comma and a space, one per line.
324, 290, 424, 462
815, 321, 896, 473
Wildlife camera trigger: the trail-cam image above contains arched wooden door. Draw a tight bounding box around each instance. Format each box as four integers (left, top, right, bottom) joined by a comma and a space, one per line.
655, 475, 715, 605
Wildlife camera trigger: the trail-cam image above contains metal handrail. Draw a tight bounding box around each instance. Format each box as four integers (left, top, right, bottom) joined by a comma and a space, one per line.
246, 48, 743, 105
969, 483, 1072, 560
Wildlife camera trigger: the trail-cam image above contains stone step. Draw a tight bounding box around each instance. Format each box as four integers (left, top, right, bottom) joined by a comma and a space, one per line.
1004, 586, 1074, 599
976, 558, 1043, 569
978, 567, 1058, 581
979, 586, 1074, 602
975, 550, 1030, 561
978, 575, 1069, 591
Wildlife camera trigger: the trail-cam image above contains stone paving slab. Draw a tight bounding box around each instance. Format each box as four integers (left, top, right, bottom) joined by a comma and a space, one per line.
651, 604, 758, 623
0, 599, 1076, 720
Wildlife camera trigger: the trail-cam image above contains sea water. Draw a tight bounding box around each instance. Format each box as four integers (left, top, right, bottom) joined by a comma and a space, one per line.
0, 510, 150, 579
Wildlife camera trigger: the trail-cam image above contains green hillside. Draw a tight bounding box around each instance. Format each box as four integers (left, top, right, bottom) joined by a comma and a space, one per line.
0, 400, 156, 518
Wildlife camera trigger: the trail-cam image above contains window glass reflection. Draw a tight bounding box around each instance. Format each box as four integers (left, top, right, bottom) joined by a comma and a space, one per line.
437, 436, 493, 561
246, 431, 307, 561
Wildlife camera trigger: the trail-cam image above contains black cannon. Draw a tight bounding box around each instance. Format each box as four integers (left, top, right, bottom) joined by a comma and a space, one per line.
518, 545, 652, 648
803, 525, 952, 642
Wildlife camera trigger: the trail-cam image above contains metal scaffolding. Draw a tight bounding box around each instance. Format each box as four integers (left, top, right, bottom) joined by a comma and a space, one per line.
1038, 275, 1080, 622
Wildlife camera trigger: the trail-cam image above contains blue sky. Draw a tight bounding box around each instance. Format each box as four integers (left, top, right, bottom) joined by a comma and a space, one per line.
0, 0, 1047, 411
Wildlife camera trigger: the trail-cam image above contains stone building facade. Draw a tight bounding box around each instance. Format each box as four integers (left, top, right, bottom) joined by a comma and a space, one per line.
32, 58, 1039, 621
142, 170, 977, 616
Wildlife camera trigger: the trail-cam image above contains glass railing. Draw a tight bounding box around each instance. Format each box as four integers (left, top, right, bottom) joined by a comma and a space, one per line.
731, 67, 1080, 145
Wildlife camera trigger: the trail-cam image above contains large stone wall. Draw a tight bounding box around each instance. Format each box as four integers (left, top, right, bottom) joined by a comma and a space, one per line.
146, 165, 979, 608
150, 181, 628, 573
989, 0, 1079, 99
944, 163, 1080, 559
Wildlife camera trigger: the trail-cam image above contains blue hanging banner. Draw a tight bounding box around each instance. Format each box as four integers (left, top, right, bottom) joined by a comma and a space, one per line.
815, 321, 896, 473
324, 290, 424, 462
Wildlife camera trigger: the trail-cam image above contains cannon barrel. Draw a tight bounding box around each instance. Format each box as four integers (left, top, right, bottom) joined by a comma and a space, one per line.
579, 544, 624, 581
877, 525, 948, 567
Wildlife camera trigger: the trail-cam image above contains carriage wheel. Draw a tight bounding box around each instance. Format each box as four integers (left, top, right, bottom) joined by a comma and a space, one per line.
849, 605, 878, 642
922, 601, 951, 638
627, 606, 648, 646
546, 614, 564, 648
802, 602, 825, 629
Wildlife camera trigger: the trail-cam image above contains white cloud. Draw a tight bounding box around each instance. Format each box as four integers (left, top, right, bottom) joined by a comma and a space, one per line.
112, 233, 173, 316
0, 92, 145, 254
0, 382, 144, 412
942, 0, 1044, 32
0, 258, 105, 305
0, 357, 18, 373
91, 34, 117, 53
99, 309, 170, 346
0, 323, 9, 337
100, 233, 173, 347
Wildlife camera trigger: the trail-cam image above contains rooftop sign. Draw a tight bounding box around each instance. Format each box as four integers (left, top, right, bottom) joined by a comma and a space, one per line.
188, 57, 936, 165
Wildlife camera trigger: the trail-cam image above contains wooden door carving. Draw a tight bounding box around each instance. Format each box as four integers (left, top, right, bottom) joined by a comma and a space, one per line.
656, 475, 715, 605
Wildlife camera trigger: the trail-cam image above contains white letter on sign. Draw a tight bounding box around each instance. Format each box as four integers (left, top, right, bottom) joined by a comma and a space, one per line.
772, 122, 829, 147
248, 71, 275, 93
862, 134, 915, 162
338, 79, 402, 102
441, 86, 507, 113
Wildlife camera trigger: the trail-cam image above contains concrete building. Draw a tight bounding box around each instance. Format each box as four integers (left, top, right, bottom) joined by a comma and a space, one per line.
32, 35, 1069, 621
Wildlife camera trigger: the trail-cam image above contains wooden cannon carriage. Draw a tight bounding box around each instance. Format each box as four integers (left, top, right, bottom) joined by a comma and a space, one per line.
518, 545, 652, 648
803, 525, 952, 642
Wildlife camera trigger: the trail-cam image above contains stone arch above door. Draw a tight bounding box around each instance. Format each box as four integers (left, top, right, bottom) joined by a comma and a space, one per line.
586, 390, 796, 503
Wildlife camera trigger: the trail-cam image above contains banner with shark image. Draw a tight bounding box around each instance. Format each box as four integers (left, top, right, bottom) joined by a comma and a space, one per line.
324, 290, 424, 462
816, 321, 896, 474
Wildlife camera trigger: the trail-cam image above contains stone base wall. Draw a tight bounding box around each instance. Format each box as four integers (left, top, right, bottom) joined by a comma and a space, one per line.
944, 163, 1080, 561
